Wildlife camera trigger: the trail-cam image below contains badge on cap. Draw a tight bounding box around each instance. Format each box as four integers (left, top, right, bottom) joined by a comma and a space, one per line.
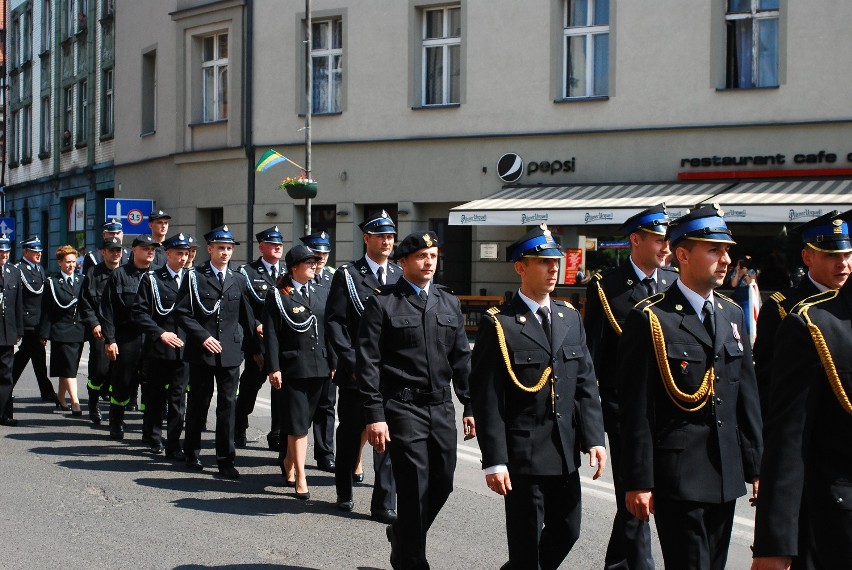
834, 219, 843, 234
712, 202, 725, 217
423, 234, 433, 247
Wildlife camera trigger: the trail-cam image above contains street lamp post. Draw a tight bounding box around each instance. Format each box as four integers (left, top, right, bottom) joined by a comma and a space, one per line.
304, 0, 312, 235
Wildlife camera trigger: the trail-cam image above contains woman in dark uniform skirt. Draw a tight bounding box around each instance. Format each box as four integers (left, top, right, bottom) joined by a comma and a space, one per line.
263, 245, 334, 500
38, 246, 86, 416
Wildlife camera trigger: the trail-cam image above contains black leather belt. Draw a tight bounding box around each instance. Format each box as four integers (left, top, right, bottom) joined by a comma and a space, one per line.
389, 386, 450, 406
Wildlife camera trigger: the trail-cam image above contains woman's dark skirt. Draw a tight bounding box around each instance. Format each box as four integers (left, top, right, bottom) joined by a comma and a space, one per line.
50, 341, 84, 378
280, 377, 324, 435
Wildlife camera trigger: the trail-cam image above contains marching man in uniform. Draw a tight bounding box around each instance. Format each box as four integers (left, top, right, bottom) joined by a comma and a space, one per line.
617, 204, 762, 570
471, 224, 607, 570
583, 204, 674, 570
0, 234, 25, 426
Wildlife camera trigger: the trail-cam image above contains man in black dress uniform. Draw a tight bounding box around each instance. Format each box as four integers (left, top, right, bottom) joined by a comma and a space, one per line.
82, 219, 130, 274
79, 237, 124, 424
359, 230, 475, 570
471, 224, 607, 570
132, 233, 193, 456
325, 210, 398, 521
752, 273, 852, 569
234, 226, 285, 450
617, 204, 763, 570
146, 210, 170, 270
101, 234, 160, 439
175, 225, 261, 479
300, 230, 336, 472
12, 235, 58, 405
584, 203, 674, 570
753, 210, 852, 415
0, 234, 25, 426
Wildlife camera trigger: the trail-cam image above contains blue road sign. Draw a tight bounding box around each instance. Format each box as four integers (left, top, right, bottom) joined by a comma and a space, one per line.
0, 217, 16, 240
104, 198, 154, 235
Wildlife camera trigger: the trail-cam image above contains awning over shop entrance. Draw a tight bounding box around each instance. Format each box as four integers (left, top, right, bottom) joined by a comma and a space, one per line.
448, 179, 852, 225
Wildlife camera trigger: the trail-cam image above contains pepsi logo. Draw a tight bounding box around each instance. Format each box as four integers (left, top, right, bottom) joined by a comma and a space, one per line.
497, 153, 524, 183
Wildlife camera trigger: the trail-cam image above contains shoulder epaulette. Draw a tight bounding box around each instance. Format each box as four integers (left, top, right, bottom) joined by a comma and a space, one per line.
791, 289, 839, 316
635, 291, 665, 311
326, 266, 336, 274
553, 299, 576, 311
591, 273, 603, 283
486, 307, 500, 316
769, 291, 786, 304
715, 292, 742, 312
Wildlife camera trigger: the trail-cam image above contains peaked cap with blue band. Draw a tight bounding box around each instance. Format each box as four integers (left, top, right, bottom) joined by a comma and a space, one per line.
300, 231, 332, 253
358, 210, 396, 235
204, 225, 240, 245
21, 235, 44, 252
103, 218, 123, 233
256, 226, 284, 244
794, 210, 851, 253
163, 233, 192, 250
666, 203, 736, 246
506, 224, 564, 262
0, 234, 11, 252
620, 203, 670, 236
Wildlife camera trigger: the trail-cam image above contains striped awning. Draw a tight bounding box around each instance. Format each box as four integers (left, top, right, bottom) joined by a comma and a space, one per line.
448, 179, 852, 225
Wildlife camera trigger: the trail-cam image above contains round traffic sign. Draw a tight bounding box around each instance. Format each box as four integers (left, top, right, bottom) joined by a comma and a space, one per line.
127, 209, 145, 226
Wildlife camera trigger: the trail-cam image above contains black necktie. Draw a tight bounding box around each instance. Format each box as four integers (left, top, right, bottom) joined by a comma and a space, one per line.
702, 300, 715, 340
537, 306, 552, 346
642, 277, 657, 297
301, 285, 309, 299
419, 289, 428, 302
376, 266, 384, 285
270, 266, 276, 280
217, 271, 224, 287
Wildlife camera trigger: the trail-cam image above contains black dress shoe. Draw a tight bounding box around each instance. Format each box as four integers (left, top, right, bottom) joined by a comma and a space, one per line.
336, 497, 354, 512
234, 431, 247, 448
370, 509, 398, 524
165, 449, 186, 461
316, 457, 336, 473
284, 479, 296, 488
294, 490, 310, 500
185, 457, 204, 470
352, 472, 365, 483
71, 407, 83, 417
0, 417, 19, 427
109, 428, 125, 441
217, 463, 240, 479
150, 442, 164, 455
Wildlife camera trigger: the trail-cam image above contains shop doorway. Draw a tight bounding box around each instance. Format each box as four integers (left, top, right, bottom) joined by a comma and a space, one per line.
431, 217, 471, 295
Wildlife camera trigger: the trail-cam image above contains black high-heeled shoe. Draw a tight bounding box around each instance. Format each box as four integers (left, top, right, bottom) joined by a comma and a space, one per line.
71, 404, 83, 417
55, 401, 70, 412
352, 472, 365, 483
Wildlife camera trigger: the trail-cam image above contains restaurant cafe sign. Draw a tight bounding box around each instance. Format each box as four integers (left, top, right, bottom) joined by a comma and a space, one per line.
449, 206, 835, 226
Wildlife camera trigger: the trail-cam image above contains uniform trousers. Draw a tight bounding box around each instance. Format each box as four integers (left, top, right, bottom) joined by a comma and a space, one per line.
86, 337, 111, 392
653, 496, 736, 570
183, 363, 239, 465
109, 335, 145, 406
235, 355, 279, 437
0, 346, 17, 420
312, 376, 336, 462
602, 405, 655, 570
143, 358, 189, 451
335, 386, 396, 511
386, 398, 456, 570
12, 331, 56, 400
505, 471, 582, 570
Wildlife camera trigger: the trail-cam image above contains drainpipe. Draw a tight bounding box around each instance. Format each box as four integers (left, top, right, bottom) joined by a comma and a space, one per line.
244, 0, 255, 260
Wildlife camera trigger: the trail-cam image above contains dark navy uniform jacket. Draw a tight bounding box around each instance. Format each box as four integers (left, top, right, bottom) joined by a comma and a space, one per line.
752, 277, 820, 416
263, 279, 333, 379
132, 267, 188, 361
753, 284, 852, 564
238, 257, 280, 329
471, 294, 605, 476
15, 260, 46, 331
38, 274, 85, 343
356, 279, 471, 425
79, 263, 116, 336
175, 262, 259, 368
616, 282, 763, 503
313, 266, 334, 288
0, 264, 24, 345
100, 264, 149, 345
584, 262, 677, 416
325, 257, 400, 389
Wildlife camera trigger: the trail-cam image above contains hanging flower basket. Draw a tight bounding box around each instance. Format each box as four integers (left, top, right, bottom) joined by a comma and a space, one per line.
279, 176, 318, 199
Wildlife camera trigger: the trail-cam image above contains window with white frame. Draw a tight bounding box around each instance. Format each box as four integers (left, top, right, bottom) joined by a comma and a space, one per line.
311, 18, 343, 114
725, 0, 779, 88
23, 105, 32, 161
563, 0, 609, 98
77, 79, 88, 141
63, 86, 73, 145
40, 96, 51, 155
202, 32, 228, 122
422, 6, 461, 106
102, 68, 114, 136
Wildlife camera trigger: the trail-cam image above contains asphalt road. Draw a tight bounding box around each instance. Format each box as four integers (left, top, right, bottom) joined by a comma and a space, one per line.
1, 347, 757, 569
